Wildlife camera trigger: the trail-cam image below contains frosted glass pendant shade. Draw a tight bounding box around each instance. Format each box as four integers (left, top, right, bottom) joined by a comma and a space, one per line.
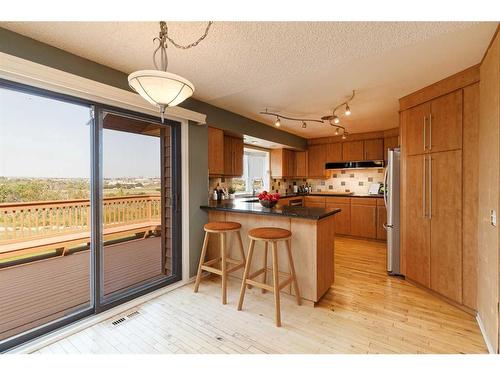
128, 70, 195, 108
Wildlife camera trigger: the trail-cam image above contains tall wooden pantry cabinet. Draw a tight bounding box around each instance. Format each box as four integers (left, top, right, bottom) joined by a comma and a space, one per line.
400, 65, 479, 311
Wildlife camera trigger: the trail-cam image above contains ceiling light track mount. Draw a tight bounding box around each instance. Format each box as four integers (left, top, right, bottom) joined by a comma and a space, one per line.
259, 109, 324, 129
259, 90, 355, 138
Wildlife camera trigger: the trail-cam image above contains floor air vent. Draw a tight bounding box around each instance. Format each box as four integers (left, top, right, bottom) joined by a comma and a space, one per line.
127, 311, 140, 318
111, 317, 126, 326
110, 310, 141, 326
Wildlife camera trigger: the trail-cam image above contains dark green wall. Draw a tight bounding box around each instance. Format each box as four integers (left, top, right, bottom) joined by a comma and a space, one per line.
188, 122, 208, 276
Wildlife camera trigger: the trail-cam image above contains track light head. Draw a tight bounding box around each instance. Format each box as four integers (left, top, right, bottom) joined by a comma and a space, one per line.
334, 128, 339, 135
344, 104, 351, 116
302, 121, 307, 129
274, 117, 281, 127
342, 131, 348, 140
333, 115, 340, 124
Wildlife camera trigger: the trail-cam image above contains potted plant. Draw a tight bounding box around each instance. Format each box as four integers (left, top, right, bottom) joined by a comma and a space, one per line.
257, 191, 280, 208
228, 186, 236, 199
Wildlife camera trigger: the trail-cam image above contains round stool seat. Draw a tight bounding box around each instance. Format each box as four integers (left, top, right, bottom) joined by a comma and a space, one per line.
204, 221, 242, 232
248, 227, 292, 240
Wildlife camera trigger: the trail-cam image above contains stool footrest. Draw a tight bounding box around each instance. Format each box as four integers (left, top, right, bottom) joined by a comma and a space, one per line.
201, 265, 223, 276
202, 258, 220, 267
247, 268, 266, 280
245, 279, 274, 292
227, 263, 244, 273
245, 275, 293, 293
201, 259, 245, 276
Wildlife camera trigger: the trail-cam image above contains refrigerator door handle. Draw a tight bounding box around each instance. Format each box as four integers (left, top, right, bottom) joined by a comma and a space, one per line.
383, 163, 389, 209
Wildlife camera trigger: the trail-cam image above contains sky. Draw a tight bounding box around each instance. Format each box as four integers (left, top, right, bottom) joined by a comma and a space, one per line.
0, 88, 160, 179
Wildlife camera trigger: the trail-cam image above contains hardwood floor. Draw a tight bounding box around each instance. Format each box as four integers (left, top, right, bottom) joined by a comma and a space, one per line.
33, 237, 487, 354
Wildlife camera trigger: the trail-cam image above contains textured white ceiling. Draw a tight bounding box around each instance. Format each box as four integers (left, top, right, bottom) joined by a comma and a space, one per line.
1, 21, 497, 138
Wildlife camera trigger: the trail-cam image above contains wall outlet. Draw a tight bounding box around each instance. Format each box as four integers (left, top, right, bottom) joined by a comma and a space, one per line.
490, 209, 497, 226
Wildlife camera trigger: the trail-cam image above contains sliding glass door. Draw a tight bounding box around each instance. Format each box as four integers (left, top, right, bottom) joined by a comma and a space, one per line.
0, 85, 94, 346
0, 81, 182, 352
99, 111, 179, 305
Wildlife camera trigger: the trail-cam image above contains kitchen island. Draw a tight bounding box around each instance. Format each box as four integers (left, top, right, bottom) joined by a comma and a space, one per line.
200, 200, 341, 303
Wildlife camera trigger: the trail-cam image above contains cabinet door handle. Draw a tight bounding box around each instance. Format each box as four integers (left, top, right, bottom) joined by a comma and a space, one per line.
422, 156, 427, 218
429, 113, 432, 151
428, 155, 432, 219
423, 115, 427, 151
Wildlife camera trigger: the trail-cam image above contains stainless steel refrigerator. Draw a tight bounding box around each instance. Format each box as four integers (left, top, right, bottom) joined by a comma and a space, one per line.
383, 148, 401, 275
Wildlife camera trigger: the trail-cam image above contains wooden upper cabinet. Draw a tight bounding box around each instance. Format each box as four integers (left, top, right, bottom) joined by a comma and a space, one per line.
429, 90, 463, 153
364, 139, 384, 160
384, 135, 399, 161
223, 135, 244, 176
208, 126, 224, 176
402, 89, 462, 157
232, 137, 244, 176
342, 141, 364, 161
270, 148, 296, 178
402, 101, 431, 156
295, 151, 308, 177
430, 150, 463, 303
325, 143, 342, 162
307, 144, 327, 178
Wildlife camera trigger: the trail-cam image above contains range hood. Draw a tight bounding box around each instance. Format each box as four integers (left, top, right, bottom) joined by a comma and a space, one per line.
325, 160, 385, 170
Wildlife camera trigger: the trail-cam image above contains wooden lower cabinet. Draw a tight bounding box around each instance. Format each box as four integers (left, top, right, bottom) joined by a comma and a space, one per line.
302, 196, 384, 239
429, 150, 463, 303
304, 196, 325, 207
325, 197, 351, 235
350, 198, 377, 239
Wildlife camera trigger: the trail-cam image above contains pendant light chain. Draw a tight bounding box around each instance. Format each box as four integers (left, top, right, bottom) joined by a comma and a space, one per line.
153, 21, 213, 71
164, 21, 213, 50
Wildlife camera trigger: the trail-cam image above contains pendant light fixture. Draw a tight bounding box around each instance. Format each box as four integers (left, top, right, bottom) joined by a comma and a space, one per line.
128, 21, 213, 122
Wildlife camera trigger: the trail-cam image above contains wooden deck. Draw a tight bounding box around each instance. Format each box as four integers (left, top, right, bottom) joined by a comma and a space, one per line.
0, 236, 164, 341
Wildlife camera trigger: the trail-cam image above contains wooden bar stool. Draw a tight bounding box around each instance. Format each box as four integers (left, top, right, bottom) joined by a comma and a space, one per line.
237, 227, 301, 327
194, 221, 246, 304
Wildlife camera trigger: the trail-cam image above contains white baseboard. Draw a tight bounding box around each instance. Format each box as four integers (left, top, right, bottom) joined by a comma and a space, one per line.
476, 313, 496, 354
7, 278, 195, 354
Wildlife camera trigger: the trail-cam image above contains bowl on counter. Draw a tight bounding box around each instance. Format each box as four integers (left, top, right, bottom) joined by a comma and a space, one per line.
259, 199, 278, 208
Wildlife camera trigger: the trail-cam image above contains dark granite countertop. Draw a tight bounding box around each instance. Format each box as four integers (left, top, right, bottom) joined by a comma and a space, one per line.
279, 193, 384, 199
200, 200, 341, 220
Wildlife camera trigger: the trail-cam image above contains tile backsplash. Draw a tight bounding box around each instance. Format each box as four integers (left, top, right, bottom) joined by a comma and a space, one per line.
209, 168, 384, 198
308, 168, 385, 195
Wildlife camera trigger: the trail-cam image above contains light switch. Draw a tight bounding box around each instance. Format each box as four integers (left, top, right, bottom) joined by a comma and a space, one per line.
491, 209, 497, 227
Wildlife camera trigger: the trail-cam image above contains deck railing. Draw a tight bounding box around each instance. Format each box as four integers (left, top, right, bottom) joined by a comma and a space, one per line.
0, 194, 161, 243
